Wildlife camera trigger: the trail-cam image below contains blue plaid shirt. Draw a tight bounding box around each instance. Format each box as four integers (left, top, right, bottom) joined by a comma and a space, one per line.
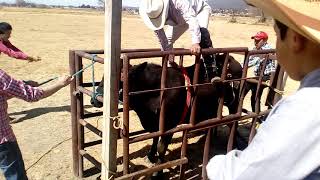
248, 43, 276, 77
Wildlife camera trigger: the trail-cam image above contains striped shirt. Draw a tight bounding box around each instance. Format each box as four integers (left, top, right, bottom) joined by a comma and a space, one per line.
0, 69, 43, 144
0, 40, 28, 60
155, 0, 209, 50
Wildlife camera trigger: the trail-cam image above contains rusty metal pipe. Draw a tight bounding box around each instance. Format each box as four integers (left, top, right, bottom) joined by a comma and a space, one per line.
249, 49, 276, 55
84, 140, 102, 148
75, 54, 85, 177
217, 53, 229, 119
122, 55, 130, 175
128, 77, 259, 96
75, 51, 105, 64
79, 150, 101, 170
179, 130, 188, 179
77, 86, 104, 102
202, 129, 212, 179
227, 123, 237, 152
237, 52, 251, 114
79, 119, 102, 137
189, 55, 201, 126
115, 158, 188, 180
74, 55, 82, 175
129, 110, 271, 144
124, 47, 248, 59
159, 55, 168, 133
248, 55, 269, 143
74, 48, 186, 55
121, 48, 185, 53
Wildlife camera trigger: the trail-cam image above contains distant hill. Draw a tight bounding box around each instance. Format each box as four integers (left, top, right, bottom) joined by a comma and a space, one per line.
208, 0, 248, 9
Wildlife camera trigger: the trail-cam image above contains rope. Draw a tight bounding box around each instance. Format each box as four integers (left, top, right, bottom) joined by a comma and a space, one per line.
91, 54, 97, 99
26, 113, 102, 172
71, 59, 96, 78
38, 55, 97, 86
26, 116, 121, 172
26, 136, 72, 171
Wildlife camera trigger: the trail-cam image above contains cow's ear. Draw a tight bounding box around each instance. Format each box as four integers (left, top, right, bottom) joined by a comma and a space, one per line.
137, 62, 148, 71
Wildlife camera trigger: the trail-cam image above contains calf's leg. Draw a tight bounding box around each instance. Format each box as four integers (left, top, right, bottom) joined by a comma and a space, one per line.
147, 137, 159, 164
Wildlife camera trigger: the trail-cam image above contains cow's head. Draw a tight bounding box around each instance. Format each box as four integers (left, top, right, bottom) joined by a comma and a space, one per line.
90, 63, 136, 108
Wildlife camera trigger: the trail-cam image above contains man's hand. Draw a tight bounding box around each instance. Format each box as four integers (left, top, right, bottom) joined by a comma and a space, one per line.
41, 75, 74, 99
190, 43, 201, 55
27, 56, 41, 62
57, 75, 74, 87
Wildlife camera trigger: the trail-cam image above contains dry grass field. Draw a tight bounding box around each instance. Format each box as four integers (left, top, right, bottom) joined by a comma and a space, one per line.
0, 7, 299, 180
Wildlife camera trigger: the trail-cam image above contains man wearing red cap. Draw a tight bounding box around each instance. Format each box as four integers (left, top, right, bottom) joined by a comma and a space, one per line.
244, 31, 276, 113
249, 31, 275, 78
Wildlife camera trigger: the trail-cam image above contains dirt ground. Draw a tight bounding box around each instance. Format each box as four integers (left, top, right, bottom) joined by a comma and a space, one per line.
0, 7, 299, 180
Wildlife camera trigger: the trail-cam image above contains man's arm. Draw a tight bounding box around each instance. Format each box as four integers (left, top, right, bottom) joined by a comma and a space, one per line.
41, 76, 72, 99
176, 0, 201, 46
2, 41, 41, 62
248, 55, 260, 67
0, 70, 72, 102
0, 40, 28, 60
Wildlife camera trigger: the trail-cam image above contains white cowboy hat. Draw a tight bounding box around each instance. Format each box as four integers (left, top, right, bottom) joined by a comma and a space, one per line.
245, 0, 320, 44
139, 0, 170, 30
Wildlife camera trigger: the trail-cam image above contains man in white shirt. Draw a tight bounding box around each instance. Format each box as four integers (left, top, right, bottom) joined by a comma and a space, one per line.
140, 0, 211, 52
207, 0, 320, 179
139, 0, 217, 80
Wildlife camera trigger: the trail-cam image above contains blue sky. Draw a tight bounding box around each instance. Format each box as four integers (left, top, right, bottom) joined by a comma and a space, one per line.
0, 0, 140, 6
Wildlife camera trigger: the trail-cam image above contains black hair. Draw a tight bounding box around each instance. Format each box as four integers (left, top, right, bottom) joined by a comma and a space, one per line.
274, 19, 288, 40
0, 22, 12, 34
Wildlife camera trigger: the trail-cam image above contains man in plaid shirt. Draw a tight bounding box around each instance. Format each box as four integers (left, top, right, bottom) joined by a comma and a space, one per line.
248, 31, 276, 79
244, 31, 276, 113
0, 69, 72, 180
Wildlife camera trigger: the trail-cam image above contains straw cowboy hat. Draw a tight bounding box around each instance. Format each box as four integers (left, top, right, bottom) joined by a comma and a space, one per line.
139, 0, 170, 30
245, 0, 320, 44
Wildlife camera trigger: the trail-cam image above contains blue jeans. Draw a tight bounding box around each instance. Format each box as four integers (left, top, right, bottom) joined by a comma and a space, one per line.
0, 141, 27, 180
304, 167, 320, 180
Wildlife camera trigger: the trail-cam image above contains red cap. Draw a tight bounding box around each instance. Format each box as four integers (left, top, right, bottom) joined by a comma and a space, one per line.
251, 31, 268, 40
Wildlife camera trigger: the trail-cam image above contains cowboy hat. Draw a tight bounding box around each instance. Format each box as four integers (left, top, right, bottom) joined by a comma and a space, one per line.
245, 0, 320, 44
139, 0, 169, 30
